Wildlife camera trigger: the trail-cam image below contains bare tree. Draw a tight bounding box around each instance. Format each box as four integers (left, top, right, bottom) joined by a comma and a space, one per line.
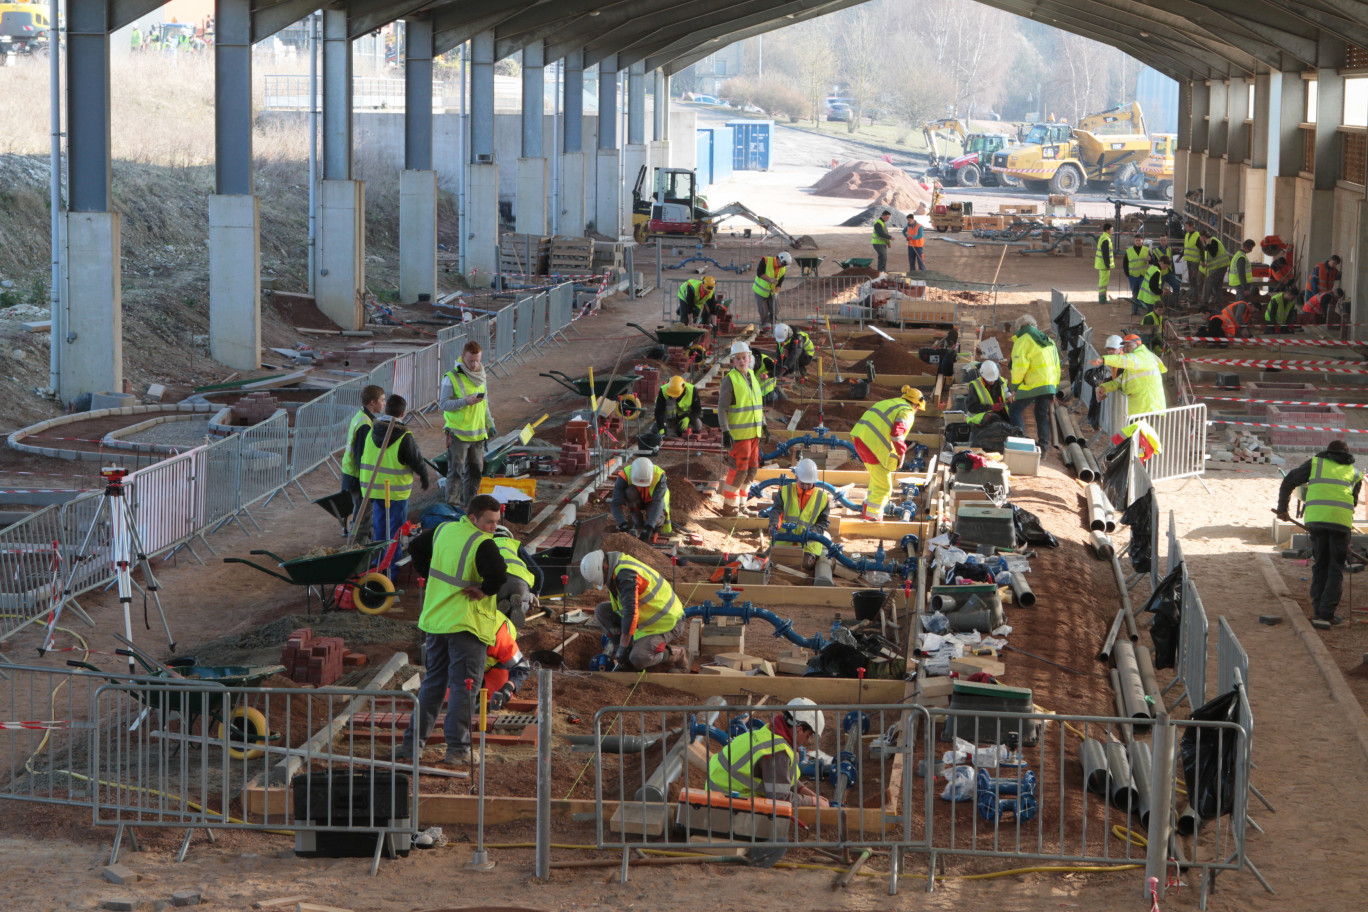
784, 22, 838, 124
837, 7, 883, 133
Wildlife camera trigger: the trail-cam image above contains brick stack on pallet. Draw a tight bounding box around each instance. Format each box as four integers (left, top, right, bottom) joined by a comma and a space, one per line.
560, 419, 592, 474
549, 236, 594, 274
231, 392, 281, 425
634, 365, 661, 405
282, 628, 346, 687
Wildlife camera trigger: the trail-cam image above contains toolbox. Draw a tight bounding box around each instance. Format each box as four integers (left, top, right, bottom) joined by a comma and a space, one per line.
954, 504, 1016, 548
292, 770, 412, 858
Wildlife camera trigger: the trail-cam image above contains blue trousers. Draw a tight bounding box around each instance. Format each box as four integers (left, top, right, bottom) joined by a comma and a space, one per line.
370, 498, 408, 578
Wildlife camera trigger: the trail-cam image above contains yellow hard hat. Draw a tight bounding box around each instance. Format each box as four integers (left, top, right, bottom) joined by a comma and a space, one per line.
702, 276, 716, 292
901, 385, 926, 410
665, 375, 686, 397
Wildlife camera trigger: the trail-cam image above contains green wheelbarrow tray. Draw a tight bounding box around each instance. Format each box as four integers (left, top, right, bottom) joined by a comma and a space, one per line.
312, 490, 354, 531
540, 370, 637, 398
626, 323, 709, 348
224, 542, 392, 586
794, 256, 825, 276
837, 257, 873, 269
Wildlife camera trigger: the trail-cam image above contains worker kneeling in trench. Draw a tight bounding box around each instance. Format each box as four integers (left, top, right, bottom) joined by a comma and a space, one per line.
581, 549, 690, 672
766, 458, 830, 573
707, 698, 831, 807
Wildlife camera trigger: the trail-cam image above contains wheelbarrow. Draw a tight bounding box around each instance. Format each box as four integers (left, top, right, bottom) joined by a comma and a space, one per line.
67, 652, 286, 760
794, 256, 825, 276
837, 257, 873, 270
312, 490, 355, 533
224, 541, 400, 615
540, 370, 637, 399
626, 323, 709, 349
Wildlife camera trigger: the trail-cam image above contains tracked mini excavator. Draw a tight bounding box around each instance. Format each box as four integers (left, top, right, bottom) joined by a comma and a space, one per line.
631, 165, 803, 247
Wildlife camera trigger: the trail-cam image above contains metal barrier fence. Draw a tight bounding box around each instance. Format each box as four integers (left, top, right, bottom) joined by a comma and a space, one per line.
288, 376, 367, 481
0, 663, 111, 807
1127, 404, 1209, 484
592, 700, 1250, 904
236, 412, 292, 513
1161, 511, 1209, 714
128, 447, 207, 557
1216, 616, 1249, 700
0, 506, 66, 642
549, 283, 574, 342
89, 680, 422, 871
660, 276, 870, 325
491, 309, 514, 369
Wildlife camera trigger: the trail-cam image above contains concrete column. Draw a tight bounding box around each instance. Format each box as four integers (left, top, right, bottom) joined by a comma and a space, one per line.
317, 180, 366, 328
622, 61, 648, 232
559, 52, 586, 236
1174, 80, 1192, 202
517, 41, 547, 235
467, 163, 500, 284
1188, 81, 1210, 200
1244, 74, 1270, 240
1251, 74, 1270, 170
653, 70, 667, 140
1354, 200, 1368, 331
471, 30, 495, 161
322, 9, 352, 180
596, 56, 620, 237
1267, 70, 1302, 240
401, 15, 436, 304
60, 213, 121, 403
214, 0, 252, 195
1205, 80, 1227, 200
1221, 79, 1248, 217
1309, 39, 1347, 267
209, 196, 261, 369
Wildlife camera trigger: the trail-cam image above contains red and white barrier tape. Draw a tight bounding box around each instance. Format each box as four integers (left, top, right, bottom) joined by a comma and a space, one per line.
1198, 395, 1368, 409
1175, 336, 1360, 346
1181, 357, 1368, 373
1189, 382, 1368, 393
0, 720, 71, 731
1209, 418, 1368, 434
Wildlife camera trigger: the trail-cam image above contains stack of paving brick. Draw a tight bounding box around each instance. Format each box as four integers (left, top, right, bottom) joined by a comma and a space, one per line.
282, 628, 346, 687
633, 365, 661, 405
664, 348, 692, 372
232, 392, 280, 425
561, 419, 592, 474
1267, 403, 1345, 449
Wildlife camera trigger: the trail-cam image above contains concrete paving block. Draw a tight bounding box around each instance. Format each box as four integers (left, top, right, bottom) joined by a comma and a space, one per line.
102, 864, 140, 885
101, 898, 138, 911
171, 890, 202, 906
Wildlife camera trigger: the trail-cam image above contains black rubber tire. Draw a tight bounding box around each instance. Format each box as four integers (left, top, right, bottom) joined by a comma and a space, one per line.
958, 163, 981, 188
1049, 165, 1084, 195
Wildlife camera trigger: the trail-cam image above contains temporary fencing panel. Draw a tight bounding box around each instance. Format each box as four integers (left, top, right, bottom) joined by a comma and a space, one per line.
411, 343, 441, 408
389, 352, 416, 407
1179, 573, 1210, 711
1126, 404, 1208, 484
200, 435, 242, 530
662, 276, 869, 325
530, 291, 549, 348
288, 378, 366, 480
0, 507, 66, 645
57, 489, 120, 598
128, 447, 207, 556
0, 664, 112, 807
1216, 616, 1249, 700
549, 282, 574, 340
491, 309, 514, 365
236, 412, 291, 509
511, 296, 535, 357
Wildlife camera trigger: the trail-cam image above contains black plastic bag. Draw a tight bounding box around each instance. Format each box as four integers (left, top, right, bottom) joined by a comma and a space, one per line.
1180, 689, 1243, 820
944, 422, 973, 446
1011, 504, 1058, 547
1143, 563, 1184, 669
1122, 489, 1154, 574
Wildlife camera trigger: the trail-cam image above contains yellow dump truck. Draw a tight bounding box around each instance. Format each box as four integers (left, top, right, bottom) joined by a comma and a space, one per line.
1139, 133, 1176, 200
989, 102, 1152, 194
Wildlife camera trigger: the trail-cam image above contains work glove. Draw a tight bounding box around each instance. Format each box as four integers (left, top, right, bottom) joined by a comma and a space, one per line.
488, 683, 515, 711
722, 431, 733, 448
1275, 509, 1292, 522
654, 424, 667, 436
613, 644, 632, 669
618, 520, 633, 532
421, 477, 431, 490
637, 526, 655, 542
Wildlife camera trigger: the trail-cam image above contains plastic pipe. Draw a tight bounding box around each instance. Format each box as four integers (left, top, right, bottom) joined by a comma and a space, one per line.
1128, 740, 1154, 830
1109, 554, 1141, 642
1008, 572, 1036, 607
636, 696, 726, 802
1112, 641, 1153, 722
1097, 607, 1127, 662
1134, 644, 1163, 709
930, 593, 957, 612
1090, 530, 1114, 560
1080, 738, 1110, 795
1108, 667, 1130, 739
1104, 740, 1139, 812
1082, 447, 1105, 482
1066, 443, 1095, 481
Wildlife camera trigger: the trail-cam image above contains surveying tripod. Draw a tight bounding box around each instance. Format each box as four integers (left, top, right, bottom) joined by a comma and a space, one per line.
39, 466, 175, 673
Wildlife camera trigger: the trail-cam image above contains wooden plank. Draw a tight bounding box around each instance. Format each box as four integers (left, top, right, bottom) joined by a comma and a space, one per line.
591, 670, 900, 703
755, 466, 929, 486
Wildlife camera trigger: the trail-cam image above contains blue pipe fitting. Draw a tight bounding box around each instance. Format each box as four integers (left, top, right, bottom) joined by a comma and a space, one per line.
976, 768, 1037, 797
684, 587, 829, 651
690, 722, 732, 746
761, 426, 860, 463
843, 710, 870, 735
770, 525, 917, 579
746, 476, 863, 511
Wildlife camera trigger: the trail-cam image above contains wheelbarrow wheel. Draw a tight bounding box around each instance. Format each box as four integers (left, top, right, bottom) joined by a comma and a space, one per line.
217, 705, 269, 760
354, 572, 397, 615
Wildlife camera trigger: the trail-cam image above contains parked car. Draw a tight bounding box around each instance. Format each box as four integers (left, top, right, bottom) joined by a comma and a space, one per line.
826, 103, 852, 122
688, 94, 724, 106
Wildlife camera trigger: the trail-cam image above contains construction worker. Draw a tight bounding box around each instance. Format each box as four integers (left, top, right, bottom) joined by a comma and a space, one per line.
852, 386, 926, 521
752, 251, 791, 328
480, 615, 531, 710
1265, 289, 1299, 334
1094, 334, 1167, 415
341, 384, 386, 544
492, 525, 542, 629
1123, 235, 1151, 311
611, 456, 672, 541
755, 351, 782, 405
1094, 222, 1114, 304
1198, 228, 1230, 308
1007, 314, 1061, 451
1136, 255, 1172, 315
871, 209, 893, 273
1277, 439, 1363, 629
1212, 298, 1256, 339
1150, 238, 1182, 298
1304, 289, 1340, 322
394, 494, 508, 765
717, 341, 766, 517
1140, 307, 1166, 354
966, 361, 1011, 425
131, 26, 142, 50
440, 340, 496, 508
1182, 220, 1203, 302
1228, 239, 1257, 302
766, 458, 831, 572
1305, 254, 1342, 300
358, 394, 430, 568
904, 211, 926, 271
580, 549, 689, 672
676, 275, 719, 326
653, 375, 701, 437
774, 323, 815, 379
706, 698, 830, 807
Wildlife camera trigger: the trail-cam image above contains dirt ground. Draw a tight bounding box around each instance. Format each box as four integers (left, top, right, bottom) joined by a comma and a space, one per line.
3, 117, 1368, 912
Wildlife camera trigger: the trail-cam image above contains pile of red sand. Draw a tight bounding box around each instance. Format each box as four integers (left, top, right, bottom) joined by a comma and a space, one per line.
811, 160, 934, 213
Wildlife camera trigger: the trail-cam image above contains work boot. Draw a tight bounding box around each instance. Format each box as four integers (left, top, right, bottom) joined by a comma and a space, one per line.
720, 502, 739, 517
1098, 292, 1107, 304
666, 646, 692, 674
862, 504, 882, 522
1311, 615, 1345, 629
392, 743, 417, 763
441, 747, 479, 765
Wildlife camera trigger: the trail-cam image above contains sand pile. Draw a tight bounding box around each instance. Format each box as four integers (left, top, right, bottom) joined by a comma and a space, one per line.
812, 160, 933, 217
600, 532, 675, 573
848, 339, 934, 375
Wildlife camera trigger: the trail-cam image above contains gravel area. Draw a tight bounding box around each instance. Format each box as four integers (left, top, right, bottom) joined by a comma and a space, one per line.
120, 417, 214, 447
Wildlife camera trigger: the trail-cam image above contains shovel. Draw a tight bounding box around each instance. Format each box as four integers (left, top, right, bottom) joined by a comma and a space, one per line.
1273, 509, 1368, 565
745, 843, 789, 867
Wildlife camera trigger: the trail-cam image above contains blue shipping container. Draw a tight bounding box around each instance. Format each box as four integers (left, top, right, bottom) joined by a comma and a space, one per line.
709, 125, 735, 184
728, 120, 773, 171
695, 130, 713, 192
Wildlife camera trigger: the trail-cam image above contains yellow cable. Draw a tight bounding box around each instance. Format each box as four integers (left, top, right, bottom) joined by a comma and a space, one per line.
1112, 825, 1148, 848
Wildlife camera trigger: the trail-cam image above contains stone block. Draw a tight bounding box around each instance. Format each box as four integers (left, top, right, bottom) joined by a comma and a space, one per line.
171, 890, 202, 906
102, 864, 140, 885
101, 899, 137, 912
92, 392, 137, 411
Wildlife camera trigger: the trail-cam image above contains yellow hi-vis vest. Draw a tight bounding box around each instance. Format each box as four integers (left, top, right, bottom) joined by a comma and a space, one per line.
707, 723, 796, 797
419, 517, 502, 642
725, 368, 765, 441
1266, 292, 1297, 325
340, 408, 373, 477
752, 256, 786, 298
443, 367, 490, 442
965, 378, 1004, 425
494, 537, 535, 586
871, 218, 889, 246
1227, 250, 1249, 287
359, 426, 414, 501
606, 553, 684, 639
1201, 238, 1229, 274
665, 383, 696, 426
1304, 456, 1361, 529
678, 279, 714, 311
1183, 230, 1201, 263
1094, 233, 1113, 269
782, 331, 816, 360
1125, 244, 1150, 276
616, 464, 673, 532
756, 355, 777, 397
853, 397, 915, 471
1138, 264, 1164, 308
779, 483, 830, 556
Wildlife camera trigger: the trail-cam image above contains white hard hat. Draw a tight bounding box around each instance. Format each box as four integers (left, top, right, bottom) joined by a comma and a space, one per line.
773, 323, 792, 343
978, 361, 999, 383
784, 697, 825, 738
730, 340, 752, 356
1105, 334, 1124, 350
494, 525, 513, 538
794, 458, 819, 485
629, 456, 655, 486
778, 252, 793, 266
579, 550, 606, 588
